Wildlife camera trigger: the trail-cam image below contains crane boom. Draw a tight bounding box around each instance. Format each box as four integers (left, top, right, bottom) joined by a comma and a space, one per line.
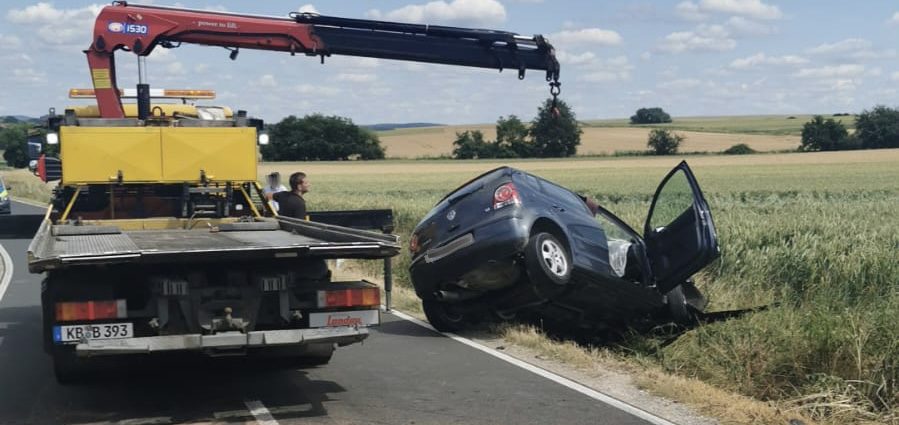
88, 2, 561, 118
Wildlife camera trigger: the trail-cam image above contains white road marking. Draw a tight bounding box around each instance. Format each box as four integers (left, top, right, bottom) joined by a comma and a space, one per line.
244, 400, 280, 425
10, 197, 47, 208
0, 243, 13, 304
388, 309, 680, 425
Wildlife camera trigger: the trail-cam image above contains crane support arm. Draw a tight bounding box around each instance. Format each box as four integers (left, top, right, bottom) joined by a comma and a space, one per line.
88, 2, 560, 118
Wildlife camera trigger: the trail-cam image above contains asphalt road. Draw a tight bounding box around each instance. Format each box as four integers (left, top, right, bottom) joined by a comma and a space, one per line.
0, 200, 657, 425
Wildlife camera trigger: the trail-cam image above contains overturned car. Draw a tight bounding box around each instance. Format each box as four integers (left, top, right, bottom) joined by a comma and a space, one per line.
409, 161, 719, 332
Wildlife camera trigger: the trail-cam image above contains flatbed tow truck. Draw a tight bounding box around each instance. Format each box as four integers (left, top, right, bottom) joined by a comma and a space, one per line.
11, 2, 559, 383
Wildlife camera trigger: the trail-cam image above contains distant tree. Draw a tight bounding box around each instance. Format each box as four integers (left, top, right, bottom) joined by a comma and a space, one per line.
452, 130, 492, 159
646, 129, 683, 155
630, 107, 672, 124
854, 105, 899, 149
262, 114, 384, 161
723, 143, 756, 155
494, 115, 532, 158
530, 98, 581, 157
800, 115, 851, 151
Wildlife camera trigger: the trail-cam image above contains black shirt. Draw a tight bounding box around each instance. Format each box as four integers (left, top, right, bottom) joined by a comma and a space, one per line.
273, 191, 307, 219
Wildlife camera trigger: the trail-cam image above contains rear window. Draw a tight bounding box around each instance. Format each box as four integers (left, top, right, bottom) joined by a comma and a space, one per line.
436, 167, 508, 204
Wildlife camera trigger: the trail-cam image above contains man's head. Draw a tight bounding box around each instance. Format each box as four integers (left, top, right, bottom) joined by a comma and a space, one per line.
289, 172, 310, 195
267, 171, 281, 187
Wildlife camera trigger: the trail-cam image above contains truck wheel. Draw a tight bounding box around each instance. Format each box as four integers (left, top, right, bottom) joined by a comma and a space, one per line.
525, 232, 571, 287
293, 343, 334, 367
52, 347, 88, 385
422, 300, 468, 332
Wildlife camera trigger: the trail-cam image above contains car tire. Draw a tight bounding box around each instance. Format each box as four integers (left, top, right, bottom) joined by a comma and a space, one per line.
525, 232, 572, 287
422, 300, 469, 332
666, 284, 698, 325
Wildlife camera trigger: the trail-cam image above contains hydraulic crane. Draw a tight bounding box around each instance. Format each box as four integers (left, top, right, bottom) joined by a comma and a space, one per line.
87, 1, 560, 119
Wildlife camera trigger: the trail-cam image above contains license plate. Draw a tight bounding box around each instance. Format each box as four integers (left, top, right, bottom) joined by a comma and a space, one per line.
53, 323, 134, 343
309, 310, 379, 328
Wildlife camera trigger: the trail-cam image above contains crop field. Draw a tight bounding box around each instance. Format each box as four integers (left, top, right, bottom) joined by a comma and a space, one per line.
583, 114, 858, 136
376, 124, 800, 158
264, 148, 899, 423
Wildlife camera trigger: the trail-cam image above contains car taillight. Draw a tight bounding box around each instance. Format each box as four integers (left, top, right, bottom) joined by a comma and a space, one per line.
317, 287, 381, 308
493, 183, 521, 210
409, 233, 420, 254
56, 300, 127, 322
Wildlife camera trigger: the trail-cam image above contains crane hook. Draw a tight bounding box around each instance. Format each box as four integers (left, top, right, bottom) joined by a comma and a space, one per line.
549, 81, 561, 118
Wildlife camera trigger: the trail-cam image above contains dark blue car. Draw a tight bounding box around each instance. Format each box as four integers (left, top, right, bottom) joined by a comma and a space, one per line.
409, 161, 719, 332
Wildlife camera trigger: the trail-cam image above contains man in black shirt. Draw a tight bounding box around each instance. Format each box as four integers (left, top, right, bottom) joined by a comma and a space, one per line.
273, 172, 310, 219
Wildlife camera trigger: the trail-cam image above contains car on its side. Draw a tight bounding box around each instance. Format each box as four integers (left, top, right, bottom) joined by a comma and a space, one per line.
408, 161, 719, 332
0, 177, 10, 215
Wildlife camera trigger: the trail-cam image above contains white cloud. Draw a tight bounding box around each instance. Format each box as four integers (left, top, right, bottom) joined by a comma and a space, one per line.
258, 74, 277, 88
794, 64, 865, 79
12, 67, 46, 84
658, 78, 703, 90
851, 49, 897, 61
892, 71, 899, 81
866, 67, 882, 77
298, 4, 318, 14
295, 84, 341, 97
0, 34, 22, 49
730, 52, 807, 69
336, 73, 377, 83
640, 52, 652, 61
550, 28, 622, 46
676, 1, 709, 21
556, 51, 597, 66
676, 0, 781, 21
725, 16, 776, 36
658, 24, 736, 53
890, 12, 899, 25
578, 56, 633, 82
807, 38, 871, 55
166, 62, 186, 76
374, 0, 506, 26
6, 3, 103, 46
699, 0, 781, 20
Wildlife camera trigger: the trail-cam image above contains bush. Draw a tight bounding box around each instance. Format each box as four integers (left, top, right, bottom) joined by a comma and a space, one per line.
261, 114, 385, 161
451, 130, 490, 159
723, 143, 756, 155
854, 105, 899, 149
630, 107, 672, 124
646, 129, 683, 155
530, 98, 581, 157
800, 115, 851, 152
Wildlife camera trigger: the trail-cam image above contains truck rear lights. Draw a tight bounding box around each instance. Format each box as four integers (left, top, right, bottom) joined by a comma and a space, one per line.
56, 300, 127, 322
317, 288, 381, 308
493, 183, 521, 210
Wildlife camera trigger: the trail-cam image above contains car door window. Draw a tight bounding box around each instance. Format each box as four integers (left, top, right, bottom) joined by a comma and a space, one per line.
648, 169, 693, 232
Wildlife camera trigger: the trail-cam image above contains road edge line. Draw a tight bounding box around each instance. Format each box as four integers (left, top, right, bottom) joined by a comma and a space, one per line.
244, 400, 280, 425
387, 308, 679, 425
10, 197, 47, 208
0, 243, 12, 304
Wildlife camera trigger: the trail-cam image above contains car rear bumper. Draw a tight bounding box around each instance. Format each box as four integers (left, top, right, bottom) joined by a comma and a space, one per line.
0, 201, 10, 214
410, 215, 529, 298
72, 326, 369, 357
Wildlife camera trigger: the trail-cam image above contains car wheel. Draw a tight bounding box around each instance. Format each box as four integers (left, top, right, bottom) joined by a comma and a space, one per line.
666, 284, 698, 325
525, 232, 572, 287
422, 300, 469, 332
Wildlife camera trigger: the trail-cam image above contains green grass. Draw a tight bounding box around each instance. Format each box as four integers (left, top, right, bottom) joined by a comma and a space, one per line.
304, 152, 899, 424
583, 114, 858, 136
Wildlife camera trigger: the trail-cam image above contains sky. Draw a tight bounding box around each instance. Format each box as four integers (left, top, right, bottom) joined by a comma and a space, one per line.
0, 0, 897, 125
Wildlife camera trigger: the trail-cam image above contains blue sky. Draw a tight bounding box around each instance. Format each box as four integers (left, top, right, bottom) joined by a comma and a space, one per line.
0, 0, 897, 124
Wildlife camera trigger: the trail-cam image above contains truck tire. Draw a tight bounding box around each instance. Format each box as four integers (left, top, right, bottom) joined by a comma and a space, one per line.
52, 346, 88, 385
525, 232, 571, 287
422, 299, 468, 332
293, 343, 335, 367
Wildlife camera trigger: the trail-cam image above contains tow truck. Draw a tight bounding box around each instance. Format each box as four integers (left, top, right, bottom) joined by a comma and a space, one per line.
10, 2, 559, 383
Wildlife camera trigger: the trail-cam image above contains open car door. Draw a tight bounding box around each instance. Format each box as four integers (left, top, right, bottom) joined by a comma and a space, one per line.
643, 161, 719, 294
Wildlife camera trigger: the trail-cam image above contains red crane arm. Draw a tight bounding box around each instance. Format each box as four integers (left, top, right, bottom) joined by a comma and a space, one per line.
87, 2, 561, 119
